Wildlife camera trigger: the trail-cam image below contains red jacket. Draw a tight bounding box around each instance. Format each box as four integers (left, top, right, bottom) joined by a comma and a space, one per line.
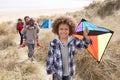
17, 23, 24, 32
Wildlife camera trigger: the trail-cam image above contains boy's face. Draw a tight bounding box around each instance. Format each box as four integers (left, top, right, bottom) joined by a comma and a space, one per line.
29, 20, 34, 26
18, 20, 22, 23
25, 17, 30, 23
58, 24, 70, 39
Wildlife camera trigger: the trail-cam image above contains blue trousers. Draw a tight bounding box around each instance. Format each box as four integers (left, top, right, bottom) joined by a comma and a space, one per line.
53, 75, 72, 80
27, 43, 35, 58
19, 32, 23, 45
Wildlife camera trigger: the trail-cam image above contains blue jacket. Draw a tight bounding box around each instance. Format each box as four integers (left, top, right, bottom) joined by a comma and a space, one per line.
46, 36, 91, 80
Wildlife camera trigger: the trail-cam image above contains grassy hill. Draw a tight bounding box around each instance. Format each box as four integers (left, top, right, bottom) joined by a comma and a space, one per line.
0, 0, 120, 80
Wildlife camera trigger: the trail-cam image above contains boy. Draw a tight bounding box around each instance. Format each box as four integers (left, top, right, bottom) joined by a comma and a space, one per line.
16, 18, 24, 45
46, 16, 91, 80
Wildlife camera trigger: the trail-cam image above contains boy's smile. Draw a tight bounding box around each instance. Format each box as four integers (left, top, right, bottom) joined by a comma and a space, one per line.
58, 24, 70, 40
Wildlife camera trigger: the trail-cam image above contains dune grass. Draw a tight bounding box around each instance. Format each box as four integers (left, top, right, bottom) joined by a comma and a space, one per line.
0, 26, 8, 35
97, 0, 119, 18
0, 34, 16, 50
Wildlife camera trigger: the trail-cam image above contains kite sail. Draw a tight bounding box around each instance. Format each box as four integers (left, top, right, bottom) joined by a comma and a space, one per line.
73, 19, 114, 62
41, 19, 53, 29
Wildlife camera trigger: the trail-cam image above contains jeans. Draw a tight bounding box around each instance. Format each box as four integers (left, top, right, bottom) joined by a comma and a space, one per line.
53, 75, 72, 80
62, 76, 72, 80
19, 32, 23, 45
27, 43, 35, 58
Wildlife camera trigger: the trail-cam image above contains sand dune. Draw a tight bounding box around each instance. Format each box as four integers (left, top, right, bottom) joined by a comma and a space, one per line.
0, 8, 81, 23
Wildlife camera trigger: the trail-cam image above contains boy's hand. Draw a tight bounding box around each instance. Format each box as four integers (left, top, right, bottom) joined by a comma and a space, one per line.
20, 40, 26, 48
53, 73, 59, 78
83, 27, 89, 38
37, 43, 42, 47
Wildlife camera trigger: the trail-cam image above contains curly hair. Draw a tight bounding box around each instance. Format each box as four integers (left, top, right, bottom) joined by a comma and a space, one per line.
52, 16, 76, 35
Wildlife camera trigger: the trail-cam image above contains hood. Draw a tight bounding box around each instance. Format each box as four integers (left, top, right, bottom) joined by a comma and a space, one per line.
55, 36, 75, 44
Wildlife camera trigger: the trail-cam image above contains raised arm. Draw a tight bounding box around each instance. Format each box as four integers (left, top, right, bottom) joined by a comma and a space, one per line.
75, 27, 91, 49
83, 27, 89, 38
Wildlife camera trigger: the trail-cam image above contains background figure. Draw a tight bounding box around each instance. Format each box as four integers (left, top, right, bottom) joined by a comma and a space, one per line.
16, 18, 24, 45
23, 16, 30, 28
21, 16, 41, 47
21, 18, 40, 62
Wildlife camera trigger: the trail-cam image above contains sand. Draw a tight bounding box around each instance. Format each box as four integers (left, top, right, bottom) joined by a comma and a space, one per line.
0, 8, 81, 23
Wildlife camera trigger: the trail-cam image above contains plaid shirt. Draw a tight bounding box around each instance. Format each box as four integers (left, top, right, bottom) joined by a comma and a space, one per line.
46, 36, 91, 80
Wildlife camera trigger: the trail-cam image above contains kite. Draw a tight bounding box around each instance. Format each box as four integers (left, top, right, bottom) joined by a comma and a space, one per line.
73, 19, 114, 62
40, 19, 53, 29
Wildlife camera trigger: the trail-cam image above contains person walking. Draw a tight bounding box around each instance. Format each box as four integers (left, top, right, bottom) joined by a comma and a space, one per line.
21, 18, 40, 62
16, 18, 24, 45
46, 16, 91, 80
21, 16, 41, 47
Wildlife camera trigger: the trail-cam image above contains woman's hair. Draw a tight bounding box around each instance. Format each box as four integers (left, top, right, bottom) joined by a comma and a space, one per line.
24, 16, 30, 21
52, 16, 76, 35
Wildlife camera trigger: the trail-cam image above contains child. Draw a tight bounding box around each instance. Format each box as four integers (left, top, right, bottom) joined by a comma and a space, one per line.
46, 16, 91, 80
16, 18, 24, 45
21, 16, 41, 47
21, 18, 40, 61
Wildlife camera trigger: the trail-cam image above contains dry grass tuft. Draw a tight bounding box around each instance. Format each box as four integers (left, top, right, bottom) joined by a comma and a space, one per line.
0, 34, 15, 50
97, 0, 120, 18
0, 26, 8, 35
4, 48, 19, 60
0, 21, 15, 35
0, 59, 16, 71
6, 61, 16, 71
20, 63, 39, 75
35, 29, 56, 63
74, 39, 120, 80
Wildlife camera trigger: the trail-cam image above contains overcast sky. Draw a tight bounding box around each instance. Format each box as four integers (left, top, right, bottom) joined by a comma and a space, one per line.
0, 0, 92, 11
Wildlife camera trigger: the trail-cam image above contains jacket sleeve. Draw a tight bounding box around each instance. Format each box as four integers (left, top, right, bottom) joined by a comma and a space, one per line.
75, 37, 91, 49
21, 28, 26, 35
46, 42, 55, 74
